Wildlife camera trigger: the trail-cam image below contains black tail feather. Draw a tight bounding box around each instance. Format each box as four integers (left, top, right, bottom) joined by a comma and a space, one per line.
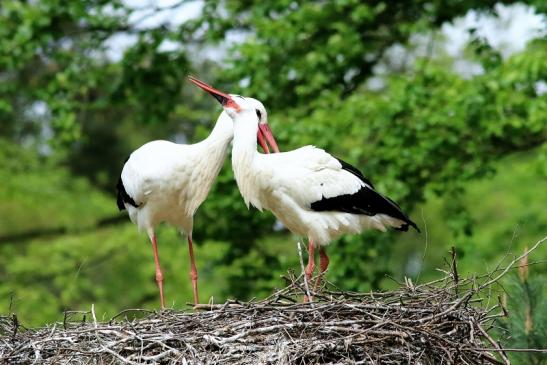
324, 157, 420, 233
394, 220, 420, 233
116, 176, 140, 211
116, 156, 141, 211
310, 186, 420, 233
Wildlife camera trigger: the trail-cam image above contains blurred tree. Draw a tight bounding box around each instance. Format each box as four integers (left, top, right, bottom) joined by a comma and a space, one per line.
197, 0, 527, 108
0, 0, 203, 189
0, 0, 545, 321
497, 250, 546, 365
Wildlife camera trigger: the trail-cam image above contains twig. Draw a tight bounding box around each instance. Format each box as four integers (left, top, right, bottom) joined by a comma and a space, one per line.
451, 246, 459, 285
475, 321, 510, 365
2, 237, 546, 364
478, 235, 546, 290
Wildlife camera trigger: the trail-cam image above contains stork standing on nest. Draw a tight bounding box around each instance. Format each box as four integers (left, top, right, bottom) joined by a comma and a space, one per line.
116, 77, 279, 307
190, 77, 419, 301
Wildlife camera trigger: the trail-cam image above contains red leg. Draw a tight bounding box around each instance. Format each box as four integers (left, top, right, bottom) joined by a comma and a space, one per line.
314, 247, 330, 292
304, 239, 315, 302
148, 231, 165, 309
187, 234, 199, 305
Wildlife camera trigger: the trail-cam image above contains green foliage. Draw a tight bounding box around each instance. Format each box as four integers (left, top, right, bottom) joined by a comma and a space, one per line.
498, 273, 546, 365
113, 30, 191, 124
199, 0, 521, 108
389, 152, 547, 283
0, 140, 112, 234
0, 0, 545, 334
0, 223, 235, 326
0, 0, 126, 143
0, 0, 199, 187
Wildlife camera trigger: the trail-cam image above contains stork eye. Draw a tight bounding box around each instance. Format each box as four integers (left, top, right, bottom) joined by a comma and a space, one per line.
255, 109, 262, 120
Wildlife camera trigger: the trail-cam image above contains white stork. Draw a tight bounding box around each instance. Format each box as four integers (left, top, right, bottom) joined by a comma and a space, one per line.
190, 78, 419, 300
116, 77, 278, 307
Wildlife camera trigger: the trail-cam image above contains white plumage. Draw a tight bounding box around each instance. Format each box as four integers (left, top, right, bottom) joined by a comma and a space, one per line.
117, 112, 233, 307
231, 113, 415, 246
231, 105, 418, 301
190, 77, 418, 301
121, 123, 231, 233
255, 149, 399, 243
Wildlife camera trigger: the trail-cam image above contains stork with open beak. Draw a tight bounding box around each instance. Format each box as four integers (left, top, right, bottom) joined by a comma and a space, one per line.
190, 77, 419, 301
116, 77, 278, 307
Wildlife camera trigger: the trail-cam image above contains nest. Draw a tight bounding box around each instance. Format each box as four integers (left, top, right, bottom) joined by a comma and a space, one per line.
0, 281, 507, 364
3, 238, 544, 365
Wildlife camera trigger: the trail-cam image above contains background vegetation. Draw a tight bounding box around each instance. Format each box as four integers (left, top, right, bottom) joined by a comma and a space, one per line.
0, 0, 545, 362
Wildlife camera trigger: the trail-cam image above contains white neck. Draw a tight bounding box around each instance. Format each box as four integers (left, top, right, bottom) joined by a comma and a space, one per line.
231, 110, 262, 208
192, 111, 234, 172
181, 111, 234, 216
202, 111, 234, 145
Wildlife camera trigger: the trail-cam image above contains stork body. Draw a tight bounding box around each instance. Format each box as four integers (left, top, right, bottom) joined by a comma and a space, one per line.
189, 78, 418, 301
232, 110, 418, 299
116, 112, 234, 307
234, 141, 418, 245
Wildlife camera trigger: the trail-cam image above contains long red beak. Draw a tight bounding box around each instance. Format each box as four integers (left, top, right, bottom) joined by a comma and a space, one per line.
188, 75, 280, 154
188, 75, 240, 111
258, 123, 280, 153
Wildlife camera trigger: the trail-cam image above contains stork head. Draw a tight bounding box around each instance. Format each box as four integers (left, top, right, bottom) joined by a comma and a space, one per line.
188, 76, 279, 153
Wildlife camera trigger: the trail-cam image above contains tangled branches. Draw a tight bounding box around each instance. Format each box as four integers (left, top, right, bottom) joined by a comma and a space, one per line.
1, 237, 545, 364
0, 279, 507, 364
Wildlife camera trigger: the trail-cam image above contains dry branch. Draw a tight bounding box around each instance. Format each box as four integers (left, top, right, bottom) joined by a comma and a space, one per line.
1, 236, 545, 364
0, 280, 508, 364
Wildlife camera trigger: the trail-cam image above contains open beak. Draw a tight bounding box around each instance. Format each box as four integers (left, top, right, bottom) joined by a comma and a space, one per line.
258, 123, 280, 153
188, 75, 280, 154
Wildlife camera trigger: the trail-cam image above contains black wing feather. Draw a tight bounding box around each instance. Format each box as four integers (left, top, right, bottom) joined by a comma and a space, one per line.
116, 156, 140, 211
335, 157, 375, 188
311, 158, 419, 232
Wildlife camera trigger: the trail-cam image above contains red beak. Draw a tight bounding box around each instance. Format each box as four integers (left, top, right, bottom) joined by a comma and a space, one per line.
188, 75, 240, 111
258, 123, 280, 153
257, 129, 270, 153
188, 75, 280, 154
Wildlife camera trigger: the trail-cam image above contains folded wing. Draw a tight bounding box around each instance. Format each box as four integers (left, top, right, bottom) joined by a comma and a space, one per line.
260, 146, 419, 232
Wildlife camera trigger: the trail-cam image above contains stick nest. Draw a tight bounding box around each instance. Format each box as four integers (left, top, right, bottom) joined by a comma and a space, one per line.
1, 262, 513, 365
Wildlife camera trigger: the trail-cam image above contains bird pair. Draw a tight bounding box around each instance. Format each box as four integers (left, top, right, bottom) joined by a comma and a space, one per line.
117, 76, 418, 308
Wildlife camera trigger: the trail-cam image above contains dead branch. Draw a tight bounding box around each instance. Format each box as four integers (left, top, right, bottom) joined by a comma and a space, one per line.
1, 235, 544, 364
